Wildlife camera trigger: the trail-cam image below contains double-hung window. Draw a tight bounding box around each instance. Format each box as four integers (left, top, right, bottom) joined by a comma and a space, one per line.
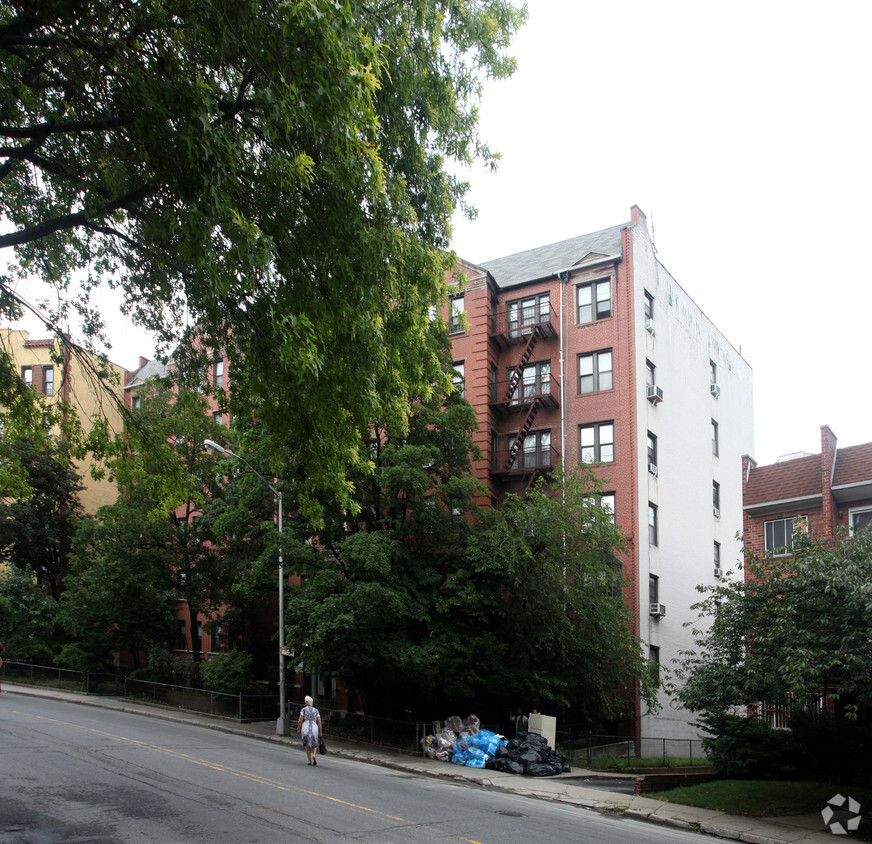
850, 508, 872, 536
579, 421, 614, 464
576, 279, 612, 323
213, 360, 224, 389
449, 294, 465, 334
507, 292, 549, 337
765, 515, 808, 555
43, 366, 54, 396
513, 429, 551, 469
648, 502, 658, 545
578, 349, 613, 394
22, 366, 33, 389
452, 361, 465, 397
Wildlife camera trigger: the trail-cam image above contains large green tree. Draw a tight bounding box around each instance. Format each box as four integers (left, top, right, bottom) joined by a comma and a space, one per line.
284, 368, 656, 722
676, 526, 872, 720
0, 436, 84, 600
0, 0, 525, 513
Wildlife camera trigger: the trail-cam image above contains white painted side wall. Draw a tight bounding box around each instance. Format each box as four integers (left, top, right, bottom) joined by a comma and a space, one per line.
630, 222, 754, 740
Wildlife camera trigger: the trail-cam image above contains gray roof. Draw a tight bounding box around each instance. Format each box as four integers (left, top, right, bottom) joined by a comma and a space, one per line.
125, 358, 168, 389
478, 222, 628, 290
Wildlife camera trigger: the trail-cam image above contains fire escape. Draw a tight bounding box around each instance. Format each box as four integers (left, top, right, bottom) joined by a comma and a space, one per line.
489, 304, 560, 481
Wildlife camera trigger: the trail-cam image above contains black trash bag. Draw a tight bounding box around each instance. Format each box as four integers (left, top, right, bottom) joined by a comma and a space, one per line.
525, 762, 556, 777
486, 756, 526, 775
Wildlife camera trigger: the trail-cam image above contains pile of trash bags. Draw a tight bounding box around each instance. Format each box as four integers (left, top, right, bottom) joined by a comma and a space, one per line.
485, 731, 571, 777
421, 716, 570, 777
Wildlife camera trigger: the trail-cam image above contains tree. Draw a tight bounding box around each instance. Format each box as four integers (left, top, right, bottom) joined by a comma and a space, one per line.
0, 565, 60, 662
108, 378, 230, 667
284, 362, 656, 722
0, 0, 525, 513
676, 526, 872, 720
61, 491, 177, 670
0, 436, 85, 600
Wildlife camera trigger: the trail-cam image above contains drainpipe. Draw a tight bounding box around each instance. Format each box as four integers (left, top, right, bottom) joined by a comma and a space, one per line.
557, 271, 571, 496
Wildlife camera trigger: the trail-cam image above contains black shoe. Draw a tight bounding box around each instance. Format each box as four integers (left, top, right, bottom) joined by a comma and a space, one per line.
313, 759, 317, 766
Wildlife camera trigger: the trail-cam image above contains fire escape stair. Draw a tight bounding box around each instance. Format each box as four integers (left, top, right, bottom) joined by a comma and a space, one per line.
503, 325, 542, 403
505, 397, 542, 470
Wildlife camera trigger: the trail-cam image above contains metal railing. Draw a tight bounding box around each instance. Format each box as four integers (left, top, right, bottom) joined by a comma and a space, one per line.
556, 731, 708, 768
125, 678, 279, 721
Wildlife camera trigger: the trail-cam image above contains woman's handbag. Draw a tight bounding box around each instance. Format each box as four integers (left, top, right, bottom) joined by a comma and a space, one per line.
318, 738, 327, 755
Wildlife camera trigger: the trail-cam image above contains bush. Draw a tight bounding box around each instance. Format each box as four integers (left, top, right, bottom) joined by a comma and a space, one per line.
698, 713, 800, 780
789, 712, 872, 787
199, 649, 259, 695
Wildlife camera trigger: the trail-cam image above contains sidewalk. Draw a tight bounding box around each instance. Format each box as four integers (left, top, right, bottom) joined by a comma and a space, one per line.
2, 683, 838, 844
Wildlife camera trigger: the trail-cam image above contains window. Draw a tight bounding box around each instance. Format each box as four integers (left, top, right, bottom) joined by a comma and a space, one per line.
22, 366, 33, 388
765, 515, 808, 554
452, 361, 465, 397
710, 359, 718, 386
512, 429, 551, 469
508, 292, 549, 336
578, 349, 613, 394
213, 360, 224, 389
42, 366, 54, 396
649, 645, 661, 683
196, 621, 203, 651
576, 278, 612, 323
598, 493, 616, 524
714, 541, 721, 569
646, 359, 656, 387
648, 502, 658, 545
649, 573, 660, 604
643, 290, 654, 320
508, 360, 551, 402
211, 624, 222, 653
175, 620, 187, 651
712, 481, 721, 516
449, 294, 465, 333
647, 432, 657, 468
579, 421, 614, 464
131, 393, 141, 412
712, 420, 719, 456
850, 508, 872, 536
213, 411, 223, 425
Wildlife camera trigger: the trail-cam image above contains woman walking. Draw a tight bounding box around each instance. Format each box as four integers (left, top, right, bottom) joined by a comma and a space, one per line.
297, 695, 322, 766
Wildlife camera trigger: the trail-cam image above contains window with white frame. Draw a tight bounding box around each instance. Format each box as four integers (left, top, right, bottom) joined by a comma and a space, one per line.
850, 507, 872, 536
22, 366, 33, 389
43, 366, 54, 396
712, 419, 719, 456
648, 502, 658, 545
507, 360, 551, 402
764, 515, 808, 555
579, 421, 614, 464
647, 431, 657, 469
507, 292, 549, 336
599, 492, 616, 524
649, 573, 660, 604
713, 481, 721, 516
213, 411, 223, 425
576, 278, 612, 324
710, 359, 718, 386
512, 429, 551, 469
452, 361, 465, 397
213, 359, 224, 389
578, 349, 613, 394
714, 541, 721, 569
643, 290, 654, 320
449, 294, 465, 333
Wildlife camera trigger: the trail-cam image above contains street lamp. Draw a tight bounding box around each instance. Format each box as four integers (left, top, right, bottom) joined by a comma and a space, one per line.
203, 439, 290, 736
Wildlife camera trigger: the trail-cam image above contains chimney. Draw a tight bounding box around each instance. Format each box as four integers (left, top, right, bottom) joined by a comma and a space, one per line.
820, 425, 838, 539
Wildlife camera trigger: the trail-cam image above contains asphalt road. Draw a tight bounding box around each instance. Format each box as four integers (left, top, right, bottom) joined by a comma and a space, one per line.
0, 696, 715, 843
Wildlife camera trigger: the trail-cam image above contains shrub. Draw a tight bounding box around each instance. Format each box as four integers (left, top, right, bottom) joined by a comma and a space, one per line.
199, 649, 259, 695
698, 713, 800, 780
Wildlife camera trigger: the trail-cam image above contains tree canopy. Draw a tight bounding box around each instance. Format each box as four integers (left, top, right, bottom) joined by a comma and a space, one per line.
676, 526, 872, 720
0, 0, 526, 509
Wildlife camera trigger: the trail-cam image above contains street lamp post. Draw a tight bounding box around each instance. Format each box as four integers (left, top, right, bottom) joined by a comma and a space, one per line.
204, 439, 290, 736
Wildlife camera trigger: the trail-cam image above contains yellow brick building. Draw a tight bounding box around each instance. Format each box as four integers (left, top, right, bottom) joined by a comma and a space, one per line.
0, 328, 129, 514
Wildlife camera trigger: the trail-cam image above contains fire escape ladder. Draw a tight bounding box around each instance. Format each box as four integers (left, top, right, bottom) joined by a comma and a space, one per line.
505, 397, 542, 470
503, 325, 541, 402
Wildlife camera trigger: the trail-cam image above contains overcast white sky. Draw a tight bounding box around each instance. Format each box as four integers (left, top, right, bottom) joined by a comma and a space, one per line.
448, 0, 871, 466
10, 1, 869, 466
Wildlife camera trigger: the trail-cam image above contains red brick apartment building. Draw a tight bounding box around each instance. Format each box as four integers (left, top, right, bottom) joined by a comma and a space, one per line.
447, 206, 754, 740
743, 425, 872, 555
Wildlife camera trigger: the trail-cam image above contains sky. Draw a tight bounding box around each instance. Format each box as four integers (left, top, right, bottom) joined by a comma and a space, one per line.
448, 0, 871, 466
8, 0, 869, 467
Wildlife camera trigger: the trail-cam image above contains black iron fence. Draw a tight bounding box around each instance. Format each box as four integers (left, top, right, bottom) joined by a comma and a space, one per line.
556, 730, 708, 768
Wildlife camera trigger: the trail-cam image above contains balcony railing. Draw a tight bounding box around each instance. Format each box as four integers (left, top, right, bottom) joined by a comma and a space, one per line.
489, 302, 559, 346
490, 444, 560, 476
489, 373, 560, 413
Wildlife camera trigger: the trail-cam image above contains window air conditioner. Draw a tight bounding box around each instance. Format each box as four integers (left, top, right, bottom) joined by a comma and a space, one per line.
647, 385, 664, 404
649, 603, 667, 618
646, 318, 656, 335
648, 462, 658, 477
714, 567, 722, 579
710, 383, 721, 398
713, 507, 720, 519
